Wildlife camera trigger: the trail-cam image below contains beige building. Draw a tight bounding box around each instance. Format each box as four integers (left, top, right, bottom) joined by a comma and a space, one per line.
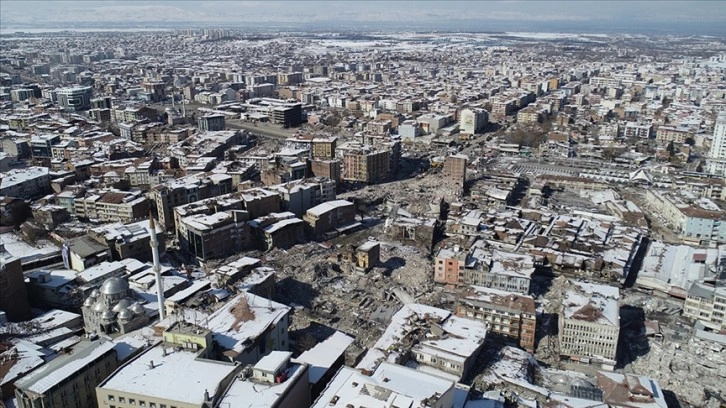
15, 340, 118, 408
96, 337, 238, 408
559, 281, 620, 368
456, 286, 536, 352
444, 154, 467, 187
683, 280, 726, 331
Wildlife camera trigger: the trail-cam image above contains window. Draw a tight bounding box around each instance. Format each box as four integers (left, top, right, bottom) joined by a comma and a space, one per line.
119, 398, 126, 403
140, 402, 146, 407
108, 396, 115, 402
129, 399, 136, 405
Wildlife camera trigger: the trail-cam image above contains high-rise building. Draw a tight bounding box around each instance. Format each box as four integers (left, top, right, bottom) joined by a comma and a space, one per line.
0, 239, 31, 321
459, 108, 488, 135
444, 154, 468, 187
197, 113, 225, 131
57, 86, 93, 112
706, 112, 726, 176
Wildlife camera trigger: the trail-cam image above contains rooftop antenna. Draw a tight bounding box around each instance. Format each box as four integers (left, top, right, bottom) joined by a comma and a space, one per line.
148, 212, 166, 320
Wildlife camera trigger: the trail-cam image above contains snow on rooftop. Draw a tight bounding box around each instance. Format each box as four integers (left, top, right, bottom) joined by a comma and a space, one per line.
295, 331, 354, 384
312, 362, 454, 408
16, 340, 116, 395
99, 342, 236, 405
219, 361, 306, 408
355, 304, 486, 376
306, 199, 353, 217
563, 281, 619, 326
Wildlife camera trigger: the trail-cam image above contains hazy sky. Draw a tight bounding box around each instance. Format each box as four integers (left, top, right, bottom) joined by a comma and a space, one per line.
1, 1, 725, 34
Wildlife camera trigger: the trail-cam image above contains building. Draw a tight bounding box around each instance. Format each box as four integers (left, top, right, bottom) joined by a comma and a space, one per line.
0, 240, 31, 321
272, 103, 303, 127
623, 122, 653, 139
267, 178, 337, 217
444, 154, 468, 187
197, 113, 226, 131
706, 111, 726, 176
15, 340, 118, 408
466, 250, 535, 294
177, 210, 250, 262
355, 303, 487, 380
456, 286, 536, 352
339, 144, 391, 184
644, 189, 726, 246
351, 240, 380, 273
0, 167, 51, 199
89, 220, 164, 263
595, 371, 668, 408
74, 190, 150, 224
81, 276, 150, 335
248, 212, 304, 251
434, 245, 468, 285
66, 235, 112, 271
559, 281, 620, 368
459, 108, 488, 135
312, 362, 457, 408
95, 338, 238, 408
294, 331, 354, 400
172, 292, 291, 365
683, 280, 726, 331
217, 351, 311, 408
57, 86, 93, 112
303, 200, 356, 238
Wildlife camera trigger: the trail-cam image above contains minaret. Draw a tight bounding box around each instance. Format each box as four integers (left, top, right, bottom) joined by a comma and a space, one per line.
148, 214, 166, 320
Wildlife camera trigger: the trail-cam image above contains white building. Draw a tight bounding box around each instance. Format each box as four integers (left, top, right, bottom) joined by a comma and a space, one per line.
559, 281, 620, 368
459, 108, 488, 135
313, 362, 457, 408
683, 280, 726, 331
0, 167, 51, 199
355, 303, 487, 380
706, 111, 726, 176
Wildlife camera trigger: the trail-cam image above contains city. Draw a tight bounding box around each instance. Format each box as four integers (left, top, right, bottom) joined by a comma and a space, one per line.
0, 3, 726, 408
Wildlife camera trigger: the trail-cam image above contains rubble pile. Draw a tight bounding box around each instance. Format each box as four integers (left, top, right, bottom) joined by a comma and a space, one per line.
630, 337, 726, 408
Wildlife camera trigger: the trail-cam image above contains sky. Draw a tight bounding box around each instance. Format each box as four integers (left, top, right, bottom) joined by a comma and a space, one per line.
1, 1, 725, 35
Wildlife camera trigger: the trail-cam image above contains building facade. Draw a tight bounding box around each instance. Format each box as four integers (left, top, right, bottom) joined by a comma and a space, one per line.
456, 286, 536, 351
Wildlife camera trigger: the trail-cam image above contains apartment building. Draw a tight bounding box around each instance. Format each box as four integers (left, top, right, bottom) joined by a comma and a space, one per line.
624, 122, 653, 139
456, 286, 536, 351
459, 108, 488, 135
683, 280, 726, 331
198, 113, 226, 131
434, 245, 468, 285
356, 303, 487, 380
304, 199, 356, 238
74, 190, 150, 223
0, 244, 31, 322
706, 111, 726, 176
15, 340, 118, 408
559, 281, 620, 368
444, 154, 468, 187
338, 143, 391, 184
656, 126, 692, 144
645, 189, 726, 245
0, 166, 51, 199
177, 210, 250, 262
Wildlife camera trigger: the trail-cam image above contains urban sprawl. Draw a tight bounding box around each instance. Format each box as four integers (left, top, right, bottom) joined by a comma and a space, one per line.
0, 29, 725, 408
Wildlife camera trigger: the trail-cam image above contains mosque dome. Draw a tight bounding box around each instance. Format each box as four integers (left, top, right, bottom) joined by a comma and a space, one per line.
113, 298, 134, 313
117, 308, 135, 321
130, 303, 145, 315
100, 277, 129, 296
83, 297, 95, 307
101, 309, 116, 320
92, 301, 107, 312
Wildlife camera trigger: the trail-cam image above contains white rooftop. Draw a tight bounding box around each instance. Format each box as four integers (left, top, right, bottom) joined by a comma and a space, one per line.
312, 362, 455, 408
99, 342, 236, 406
